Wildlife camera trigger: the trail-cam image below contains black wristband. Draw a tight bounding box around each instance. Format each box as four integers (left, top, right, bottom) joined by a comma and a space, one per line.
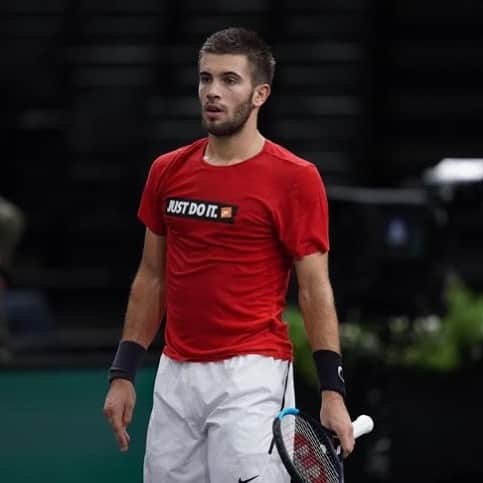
109, 340, 146, 384
313, 349, 346, 398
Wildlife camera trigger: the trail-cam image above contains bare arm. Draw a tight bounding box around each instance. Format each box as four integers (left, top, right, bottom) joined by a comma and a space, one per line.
122, 228, 167, 348
104, 228, 166, 452
294, 251, 340, 353
294, 251, 354, 456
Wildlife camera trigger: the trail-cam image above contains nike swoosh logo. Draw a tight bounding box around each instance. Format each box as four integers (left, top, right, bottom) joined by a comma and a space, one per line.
238, 476, 259, 483
338, 365, 345, 383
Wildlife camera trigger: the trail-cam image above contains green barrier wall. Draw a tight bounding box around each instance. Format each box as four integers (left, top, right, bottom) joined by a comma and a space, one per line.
0, 367, 157, 483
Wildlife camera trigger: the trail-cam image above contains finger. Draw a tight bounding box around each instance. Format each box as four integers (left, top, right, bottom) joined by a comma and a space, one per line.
337, 426, 355, 458
123, 402, 134, 427
113, 421, 129, 452
103, 397, 121, 426
110, 410, 129, 449
103, 402, 113, 422
118, 429, 130, 452
104, 405, 120, 429
116, 430, 129, 452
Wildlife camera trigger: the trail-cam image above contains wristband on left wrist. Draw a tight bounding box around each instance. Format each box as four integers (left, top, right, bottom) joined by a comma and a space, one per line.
313, 349, 346, 399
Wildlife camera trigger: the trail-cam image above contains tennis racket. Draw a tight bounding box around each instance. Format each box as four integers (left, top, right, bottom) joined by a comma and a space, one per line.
272, 408, 374, 483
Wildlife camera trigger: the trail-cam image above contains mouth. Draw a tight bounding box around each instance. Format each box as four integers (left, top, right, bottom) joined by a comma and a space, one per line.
205, 104, 224, 114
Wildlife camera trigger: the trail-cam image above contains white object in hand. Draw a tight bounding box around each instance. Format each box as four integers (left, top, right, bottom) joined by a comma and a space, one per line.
352, 414, 374, 439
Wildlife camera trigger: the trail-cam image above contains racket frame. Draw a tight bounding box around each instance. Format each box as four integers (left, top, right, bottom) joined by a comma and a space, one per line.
272, 407, 344, 483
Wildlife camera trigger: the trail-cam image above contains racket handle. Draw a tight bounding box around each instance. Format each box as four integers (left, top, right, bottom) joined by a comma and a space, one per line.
352, 414, 374, 439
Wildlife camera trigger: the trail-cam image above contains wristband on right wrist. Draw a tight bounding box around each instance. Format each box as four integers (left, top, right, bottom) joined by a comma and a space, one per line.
108, 340, 146, 385
312, 349, 346, 398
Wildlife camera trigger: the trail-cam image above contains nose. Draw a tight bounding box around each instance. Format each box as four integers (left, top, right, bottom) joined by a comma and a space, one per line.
205, 80, 221, 101
207, 92, 219, 102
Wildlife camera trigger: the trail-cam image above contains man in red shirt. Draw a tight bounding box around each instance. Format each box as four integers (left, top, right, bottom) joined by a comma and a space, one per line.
104, 27, 354, 482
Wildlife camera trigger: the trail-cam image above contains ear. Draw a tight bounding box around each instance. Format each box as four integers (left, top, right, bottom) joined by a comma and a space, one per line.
252, 84, 271, 108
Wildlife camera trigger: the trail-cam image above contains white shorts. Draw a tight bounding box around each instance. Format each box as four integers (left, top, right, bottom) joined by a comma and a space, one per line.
144, 353, 294, 483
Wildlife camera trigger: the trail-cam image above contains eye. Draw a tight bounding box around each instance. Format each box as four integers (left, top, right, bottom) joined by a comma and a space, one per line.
224, 76, 238, 85
199, 74, 211, 84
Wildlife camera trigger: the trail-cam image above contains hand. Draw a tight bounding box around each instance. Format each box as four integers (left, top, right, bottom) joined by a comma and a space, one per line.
320, 391, 354, 458
103, 378, 136, 452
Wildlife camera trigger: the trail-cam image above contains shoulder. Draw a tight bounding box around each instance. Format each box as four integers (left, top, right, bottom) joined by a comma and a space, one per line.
149, 138, 207, 175
264, 139, 323, 184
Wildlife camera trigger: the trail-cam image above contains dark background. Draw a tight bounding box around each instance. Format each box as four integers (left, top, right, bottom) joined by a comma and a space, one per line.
1, 1, 483, 482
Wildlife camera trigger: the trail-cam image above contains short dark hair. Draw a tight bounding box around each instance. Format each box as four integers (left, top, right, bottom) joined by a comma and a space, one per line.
199, 27, 276, 85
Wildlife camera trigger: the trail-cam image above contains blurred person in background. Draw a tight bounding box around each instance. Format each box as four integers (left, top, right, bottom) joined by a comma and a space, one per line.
104, 27, 353, 483
0, 195, 25, 361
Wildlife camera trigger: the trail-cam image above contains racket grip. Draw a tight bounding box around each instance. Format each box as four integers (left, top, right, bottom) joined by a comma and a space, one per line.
352, 414, 374, 439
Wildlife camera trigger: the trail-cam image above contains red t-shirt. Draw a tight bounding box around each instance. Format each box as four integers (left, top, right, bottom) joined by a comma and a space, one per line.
138, 138, 329, 362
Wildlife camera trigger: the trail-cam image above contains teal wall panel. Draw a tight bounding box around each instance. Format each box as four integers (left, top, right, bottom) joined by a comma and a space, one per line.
0, 367, 157, 483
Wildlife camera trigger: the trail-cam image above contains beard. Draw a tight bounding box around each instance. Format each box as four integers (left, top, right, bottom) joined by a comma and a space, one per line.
201, 94, 254, 137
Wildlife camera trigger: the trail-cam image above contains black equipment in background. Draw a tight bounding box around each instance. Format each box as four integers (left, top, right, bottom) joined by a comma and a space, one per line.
326, 185, 446, 319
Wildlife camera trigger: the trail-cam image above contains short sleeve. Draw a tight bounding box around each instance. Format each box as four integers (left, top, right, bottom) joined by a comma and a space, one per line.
137, 157, 167, 236
275, 164, 330, 259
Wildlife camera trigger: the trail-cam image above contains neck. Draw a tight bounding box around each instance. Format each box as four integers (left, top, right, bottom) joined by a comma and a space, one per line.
204, 119, 265, 166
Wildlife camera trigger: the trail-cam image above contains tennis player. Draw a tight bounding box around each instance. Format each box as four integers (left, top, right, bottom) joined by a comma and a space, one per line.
103, 27, 355, 483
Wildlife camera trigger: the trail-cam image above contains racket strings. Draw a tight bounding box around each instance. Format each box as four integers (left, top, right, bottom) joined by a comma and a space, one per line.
281, 415, 340, 483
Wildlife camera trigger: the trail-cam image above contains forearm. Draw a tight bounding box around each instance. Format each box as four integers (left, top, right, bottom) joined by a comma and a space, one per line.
298, 279, 341, 354
300, 283, 353, 454
122, 267, 166, 349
